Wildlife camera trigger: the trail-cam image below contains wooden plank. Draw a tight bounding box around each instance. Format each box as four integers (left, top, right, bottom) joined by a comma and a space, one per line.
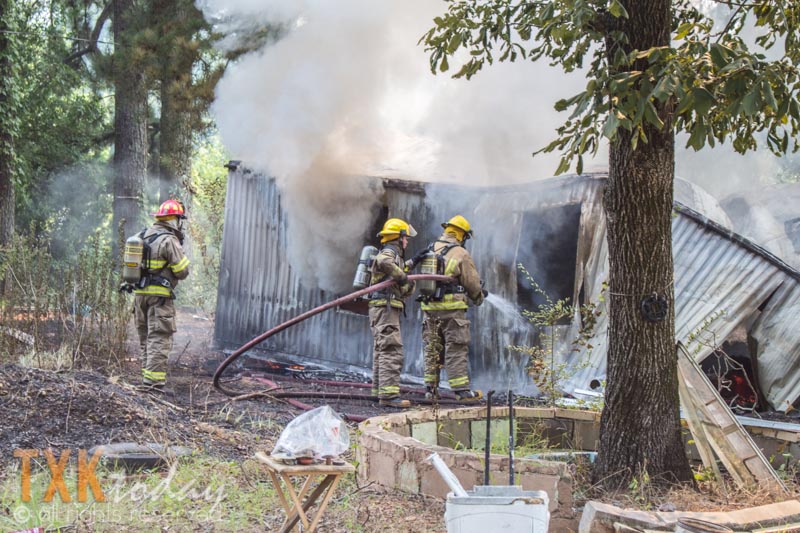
677, 343, 788, 494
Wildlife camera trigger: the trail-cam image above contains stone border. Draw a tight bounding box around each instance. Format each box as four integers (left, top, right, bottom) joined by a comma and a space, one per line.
357, 407, 800, 532
357, 406, 601, 530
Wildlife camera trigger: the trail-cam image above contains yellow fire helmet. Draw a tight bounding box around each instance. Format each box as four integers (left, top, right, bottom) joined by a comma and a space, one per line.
377, 218, 417, 243
442, 214, 473, 239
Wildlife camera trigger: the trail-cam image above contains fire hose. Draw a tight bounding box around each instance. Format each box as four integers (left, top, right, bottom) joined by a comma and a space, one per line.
212, 274, 456, 399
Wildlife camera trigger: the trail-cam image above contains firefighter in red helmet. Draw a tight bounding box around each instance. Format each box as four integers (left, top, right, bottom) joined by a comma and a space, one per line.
133, 199, 190, 393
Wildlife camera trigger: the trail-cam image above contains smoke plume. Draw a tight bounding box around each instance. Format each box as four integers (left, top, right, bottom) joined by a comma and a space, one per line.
198, 0, 593, 290
198, 0, 795, 290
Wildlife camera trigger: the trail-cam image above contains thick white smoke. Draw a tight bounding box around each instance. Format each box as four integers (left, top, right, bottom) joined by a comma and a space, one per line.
197, 0, 594, 290
198, 0, 795, 290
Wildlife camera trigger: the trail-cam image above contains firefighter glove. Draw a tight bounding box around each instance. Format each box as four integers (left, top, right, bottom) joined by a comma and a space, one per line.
396, 272, 408, 285
473, 290, 485, 307
408, 249, 427, 269
399, 280, 415, 298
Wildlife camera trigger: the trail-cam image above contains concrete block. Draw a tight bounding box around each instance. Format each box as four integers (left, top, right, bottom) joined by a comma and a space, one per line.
517, 418, 572, 449
420, 465, 452, 499
443, 406, 486, 421
393, 423, 411, 437
754, 436, 790, 468
776, 430, 800, 443
387, 442, 409, 463
518, 472, 559, 511
439, 419, 471, 450
367, 448, 397, 489
554, 408, 600, 422
573, 419, 601, 451
406, 442, 444, 465
358, 432, 381, 453
355, 447, 369, 481
472, 419, 512, 450
513, 407, 554, 419
556, 478, 574, 515
404, 410, 432, 425
452, 453, 484, 473
396, 461, 419, 493
683, 429, 703, 463
517, 459, 567, 477
419, 461, 480, 498
412, 421, 438, 445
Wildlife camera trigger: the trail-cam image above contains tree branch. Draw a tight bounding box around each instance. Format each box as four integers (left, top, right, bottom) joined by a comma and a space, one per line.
63, 1, 112, 65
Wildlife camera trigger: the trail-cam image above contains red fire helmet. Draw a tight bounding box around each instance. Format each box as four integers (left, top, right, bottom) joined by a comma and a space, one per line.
152, 199, 186, 219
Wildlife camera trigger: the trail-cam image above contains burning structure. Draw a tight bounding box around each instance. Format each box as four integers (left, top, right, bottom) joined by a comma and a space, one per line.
214, 163, 800, 412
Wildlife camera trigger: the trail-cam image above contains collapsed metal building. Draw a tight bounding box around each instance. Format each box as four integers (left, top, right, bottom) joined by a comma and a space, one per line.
214, 163, 800, 411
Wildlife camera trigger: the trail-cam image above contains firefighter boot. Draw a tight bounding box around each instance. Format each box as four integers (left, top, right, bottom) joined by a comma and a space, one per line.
455, 389, 483, 402
379, 397, 411, 408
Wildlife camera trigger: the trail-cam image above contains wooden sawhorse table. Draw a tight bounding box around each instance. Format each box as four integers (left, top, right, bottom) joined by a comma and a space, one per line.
255, 451, 354, 532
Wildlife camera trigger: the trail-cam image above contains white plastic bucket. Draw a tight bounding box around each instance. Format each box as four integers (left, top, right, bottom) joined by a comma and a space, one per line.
445, 485, 549, 533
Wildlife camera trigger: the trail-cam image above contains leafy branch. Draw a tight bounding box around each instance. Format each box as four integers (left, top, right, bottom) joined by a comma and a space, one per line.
422, 0, 800, 175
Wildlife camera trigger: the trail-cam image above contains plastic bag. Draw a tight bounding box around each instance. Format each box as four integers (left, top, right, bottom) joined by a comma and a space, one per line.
272, 405, 349, 459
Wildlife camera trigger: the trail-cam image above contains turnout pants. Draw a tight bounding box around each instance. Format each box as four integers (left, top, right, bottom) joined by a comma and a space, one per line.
422, 309, 472, 392
369, 305, 404, 399
134, 295, 177, 386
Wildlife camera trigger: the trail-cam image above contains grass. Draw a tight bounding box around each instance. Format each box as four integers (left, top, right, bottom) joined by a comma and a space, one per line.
0, 448, 417, 532
0, 453, 286, 532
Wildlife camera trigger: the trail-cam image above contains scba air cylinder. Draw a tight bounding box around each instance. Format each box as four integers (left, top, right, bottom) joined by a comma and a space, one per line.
417, 251, 438, 297
353, 245, 378, 290
122, 234, 145, 284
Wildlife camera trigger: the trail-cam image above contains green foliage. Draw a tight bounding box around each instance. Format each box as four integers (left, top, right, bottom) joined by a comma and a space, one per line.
508, 263, 602, 405
0, 0, 23, 192
0, 454, 279, 532
422, 0, 800, 175
0, 224, 128, 371
181, 134, 228, 314
7, 1, 112, 230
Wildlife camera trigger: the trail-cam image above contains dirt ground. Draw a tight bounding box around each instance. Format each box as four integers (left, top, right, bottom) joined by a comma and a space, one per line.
0, 310, 449, 532
5, 310, 800, 531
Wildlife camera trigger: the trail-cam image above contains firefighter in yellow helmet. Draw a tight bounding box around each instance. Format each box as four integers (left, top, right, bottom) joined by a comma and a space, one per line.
133, 199, 190, 394
419, 215, 485, 401
369, 218, 417, 408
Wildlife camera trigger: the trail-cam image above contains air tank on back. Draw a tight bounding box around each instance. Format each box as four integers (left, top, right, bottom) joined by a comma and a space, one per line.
353, 245, 378, 290
417, 250, 439, 297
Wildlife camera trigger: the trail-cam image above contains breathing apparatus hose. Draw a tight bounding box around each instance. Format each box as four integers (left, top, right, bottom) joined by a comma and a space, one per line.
212, 274, 455, 397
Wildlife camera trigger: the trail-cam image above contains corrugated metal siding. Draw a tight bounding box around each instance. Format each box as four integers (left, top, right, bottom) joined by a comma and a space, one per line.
561, 204, 800, 412
751, 282, 800, 410
215, 168, 375, 371
215, 167, 800, 409
215, 169, 604, 391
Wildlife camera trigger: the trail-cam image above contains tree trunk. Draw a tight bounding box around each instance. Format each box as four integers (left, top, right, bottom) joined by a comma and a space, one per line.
112, 0, 148, 242
593, 0, 694, 489
156, 0, 194, 204
0, 0, 15, 294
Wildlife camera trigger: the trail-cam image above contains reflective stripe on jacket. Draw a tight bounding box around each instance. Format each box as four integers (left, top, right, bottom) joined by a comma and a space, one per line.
133, 221, 190, 298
